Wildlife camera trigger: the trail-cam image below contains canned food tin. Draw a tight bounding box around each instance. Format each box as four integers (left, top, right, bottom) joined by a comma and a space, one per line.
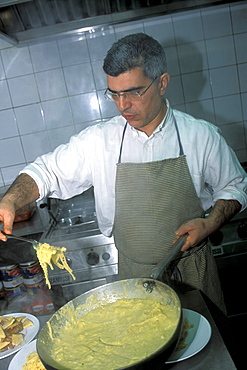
20, 261, 42, 277
0, 280, 5, 299
0, 265, 24, 299
0, 265, 22, 286
4, 284, 25, 298
20, 261, 44, 294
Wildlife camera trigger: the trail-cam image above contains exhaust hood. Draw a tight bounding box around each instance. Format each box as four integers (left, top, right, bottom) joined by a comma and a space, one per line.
0, 0, 240, 45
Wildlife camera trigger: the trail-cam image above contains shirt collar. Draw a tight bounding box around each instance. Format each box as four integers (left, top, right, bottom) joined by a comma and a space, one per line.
153, 99, 172, 136
130, 99, 172, 139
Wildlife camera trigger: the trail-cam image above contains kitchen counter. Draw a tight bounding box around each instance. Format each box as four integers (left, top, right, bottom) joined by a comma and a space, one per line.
166, 290, 236, 370
0, 289, 237, 370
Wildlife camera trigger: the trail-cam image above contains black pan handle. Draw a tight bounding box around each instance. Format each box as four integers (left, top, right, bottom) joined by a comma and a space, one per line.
149, 234, 188, 281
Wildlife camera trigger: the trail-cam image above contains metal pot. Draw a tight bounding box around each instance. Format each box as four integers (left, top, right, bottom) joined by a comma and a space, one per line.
37, 236, 186, 370
37, 279, 182, 370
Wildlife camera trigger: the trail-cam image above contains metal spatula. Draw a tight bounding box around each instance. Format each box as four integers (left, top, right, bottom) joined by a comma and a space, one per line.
0, 230, 38, 266
1, 230, 39, 246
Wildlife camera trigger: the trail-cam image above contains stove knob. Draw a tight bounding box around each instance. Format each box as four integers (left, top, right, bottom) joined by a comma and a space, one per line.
66, 257, 72, 267
86, 252, 99, 266
102, 252, 110, 261
209, 230, 223, 245
237, 221, 247, 239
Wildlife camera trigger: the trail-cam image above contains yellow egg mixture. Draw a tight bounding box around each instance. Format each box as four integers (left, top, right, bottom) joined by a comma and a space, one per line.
48, 298, 179, 370
34, 243, 76, 288
22, 351, 45, 370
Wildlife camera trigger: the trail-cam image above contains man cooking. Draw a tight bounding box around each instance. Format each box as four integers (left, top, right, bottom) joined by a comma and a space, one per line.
0, 33, 246, 314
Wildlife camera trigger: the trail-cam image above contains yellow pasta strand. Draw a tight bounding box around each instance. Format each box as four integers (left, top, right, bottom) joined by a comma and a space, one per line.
34, 243, 76, 289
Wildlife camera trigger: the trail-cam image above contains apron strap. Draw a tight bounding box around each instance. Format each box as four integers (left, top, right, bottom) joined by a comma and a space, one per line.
174, 116, 184, 156
117, 114, 184, 163
118, 121, 128, 164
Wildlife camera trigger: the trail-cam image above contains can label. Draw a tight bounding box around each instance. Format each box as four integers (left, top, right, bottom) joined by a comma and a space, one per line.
4, 283, 25, 298
0, 264, 22, 281
0, 281, 5, 298
45, 302, 55, 312
23, 273, 44, 286
20, 261, 44, 294
24, 278, 45, 297
32, 304, 43, 313
0, 265, 24, 298
20, 261, 43, 279
2, 275, 23, 288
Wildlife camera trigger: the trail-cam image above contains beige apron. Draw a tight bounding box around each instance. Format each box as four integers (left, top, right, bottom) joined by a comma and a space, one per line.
113, 118, 226, 313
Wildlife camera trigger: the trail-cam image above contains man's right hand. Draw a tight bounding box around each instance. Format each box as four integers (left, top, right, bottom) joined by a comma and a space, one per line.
0, 199, 16, 241
0, 174, 40, 242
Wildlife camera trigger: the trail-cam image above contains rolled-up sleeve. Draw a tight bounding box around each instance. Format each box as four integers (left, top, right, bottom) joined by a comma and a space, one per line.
20, 130, 93, 201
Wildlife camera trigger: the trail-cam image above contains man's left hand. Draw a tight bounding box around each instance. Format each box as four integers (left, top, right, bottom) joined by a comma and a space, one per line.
174, 199, 241, 251
174, 218, 212, 251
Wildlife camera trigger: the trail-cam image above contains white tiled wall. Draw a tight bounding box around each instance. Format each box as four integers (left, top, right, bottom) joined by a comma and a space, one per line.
0, 1, 246, 187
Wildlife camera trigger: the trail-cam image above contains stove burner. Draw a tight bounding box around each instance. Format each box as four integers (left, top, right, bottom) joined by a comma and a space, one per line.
86, 251, 100, 265
237, 221, 247, 239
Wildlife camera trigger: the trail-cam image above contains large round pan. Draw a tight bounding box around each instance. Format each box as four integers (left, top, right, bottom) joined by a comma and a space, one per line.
37, 237, 186, 370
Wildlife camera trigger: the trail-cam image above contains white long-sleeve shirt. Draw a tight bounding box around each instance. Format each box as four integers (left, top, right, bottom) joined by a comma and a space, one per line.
21, 101, 247, 237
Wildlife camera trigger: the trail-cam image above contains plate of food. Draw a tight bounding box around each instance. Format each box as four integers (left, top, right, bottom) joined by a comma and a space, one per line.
0, 313, 39, 360
8, 339, 45, 370
166, 308, 212, 363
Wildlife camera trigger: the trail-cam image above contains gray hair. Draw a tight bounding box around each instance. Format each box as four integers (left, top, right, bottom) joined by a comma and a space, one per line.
103, 33, 167, 80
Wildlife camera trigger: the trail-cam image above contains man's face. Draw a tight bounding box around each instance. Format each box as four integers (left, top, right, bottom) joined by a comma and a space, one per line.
106, 67, 169, 136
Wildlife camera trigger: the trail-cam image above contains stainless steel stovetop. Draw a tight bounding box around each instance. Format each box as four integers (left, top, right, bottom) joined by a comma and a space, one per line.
209, 207, 247, 256
40, 187, 118, 302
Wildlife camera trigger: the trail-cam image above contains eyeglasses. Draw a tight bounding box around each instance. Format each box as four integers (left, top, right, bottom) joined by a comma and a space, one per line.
104, 76, 158, 102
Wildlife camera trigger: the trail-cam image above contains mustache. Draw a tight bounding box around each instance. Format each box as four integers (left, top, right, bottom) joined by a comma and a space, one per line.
120, 109, 135, 115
